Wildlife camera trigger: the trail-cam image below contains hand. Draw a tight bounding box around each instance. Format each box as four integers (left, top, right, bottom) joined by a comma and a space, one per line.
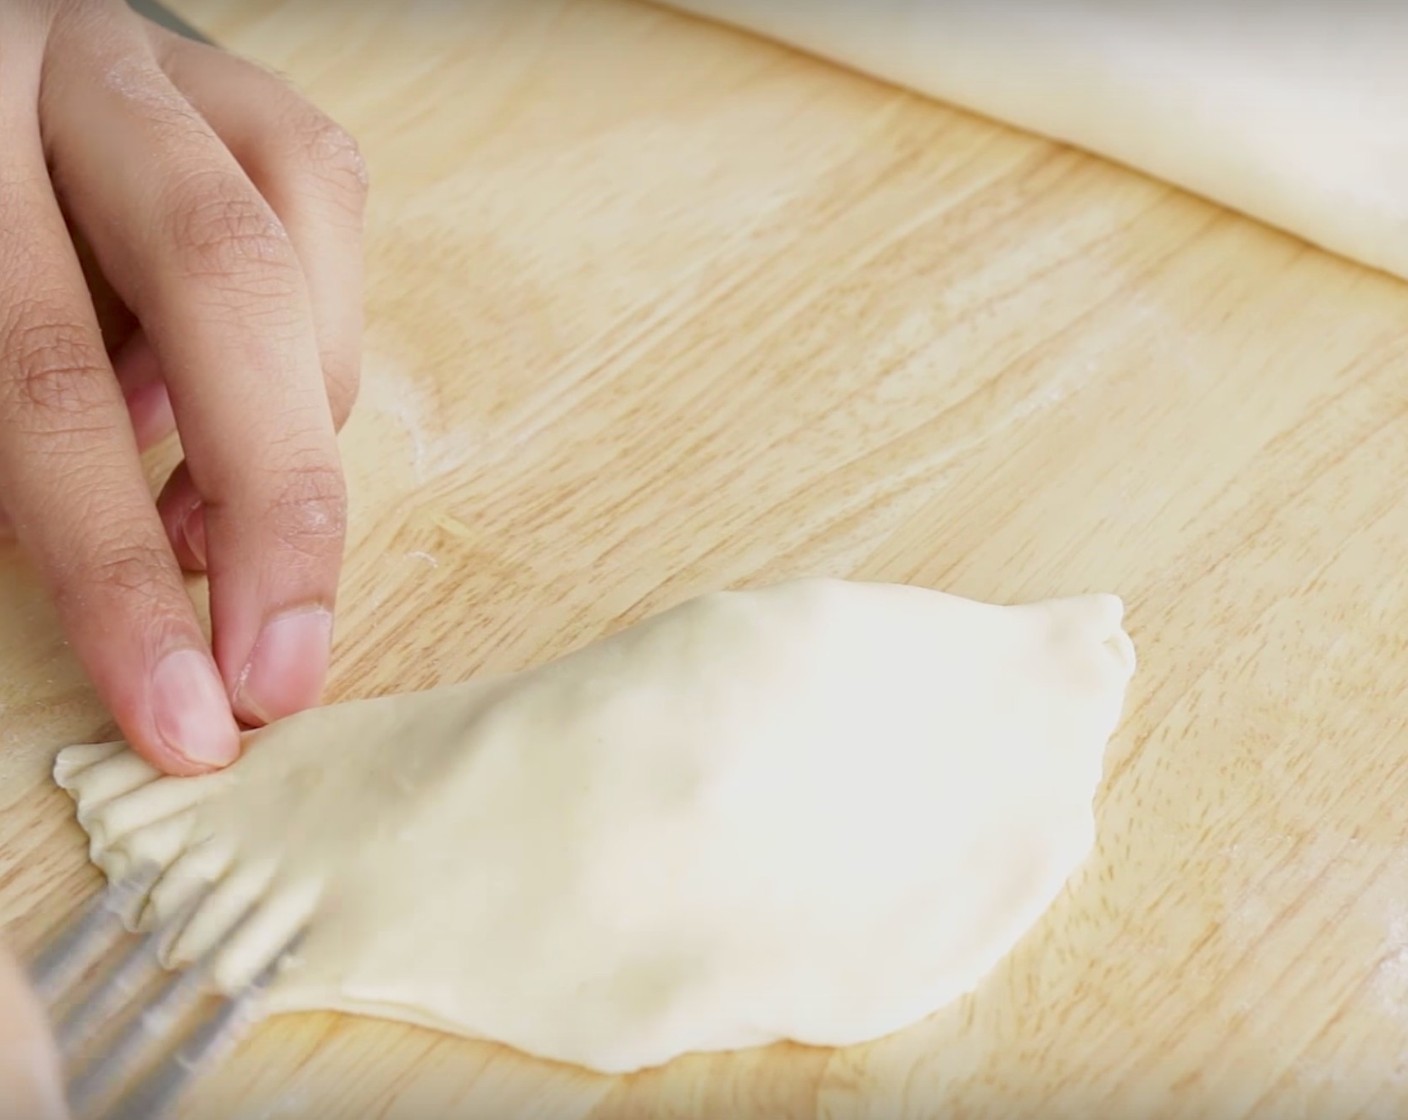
0, 940, 67, 1120
1, 0, 367, 773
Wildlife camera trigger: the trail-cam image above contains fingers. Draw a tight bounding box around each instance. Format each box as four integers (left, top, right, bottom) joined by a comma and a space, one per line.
111, 333, 177, 450
0, 334, 173, 541
149, 32, 367, 589
68, 222, 138, 356
154, 30, 367, 432
0, 223, 173, 539
0, 941, 67, 1120
0, 97, 238, 774
67, 227, 175, 449
42, 19, 346, 726
159, 460, 206, 571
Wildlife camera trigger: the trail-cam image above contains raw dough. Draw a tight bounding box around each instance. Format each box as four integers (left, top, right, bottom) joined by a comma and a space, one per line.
54, 579, 1135, 1073
658, 0, 1408, 281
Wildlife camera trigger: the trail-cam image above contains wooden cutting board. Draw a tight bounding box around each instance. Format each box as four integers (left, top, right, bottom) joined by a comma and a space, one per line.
3, 1, 1408, 1116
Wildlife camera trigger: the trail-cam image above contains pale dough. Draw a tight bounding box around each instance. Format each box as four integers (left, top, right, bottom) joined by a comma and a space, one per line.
54, 579, 1135, 1073
658, 0, 1408, 281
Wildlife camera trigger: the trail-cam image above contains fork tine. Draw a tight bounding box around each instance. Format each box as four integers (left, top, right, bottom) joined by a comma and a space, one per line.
98, 925, 306, 1120
29, 866, 160, 1003
53, 926, 159, 1064
66, 890, 257, 1118
38, 870, 309, 1120
55, 884, 213, 1063
28, 887, 114, 1003
66, 956, 207, 1118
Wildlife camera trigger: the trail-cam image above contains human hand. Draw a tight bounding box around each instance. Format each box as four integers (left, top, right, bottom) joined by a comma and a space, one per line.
1, 0, 368, 774
0, 939, 67, 1120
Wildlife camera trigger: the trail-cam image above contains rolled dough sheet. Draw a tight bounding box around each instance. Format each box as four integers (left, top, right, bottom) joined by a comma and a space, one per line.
658, 0, 1408, 282
54, 579, 1136, 1073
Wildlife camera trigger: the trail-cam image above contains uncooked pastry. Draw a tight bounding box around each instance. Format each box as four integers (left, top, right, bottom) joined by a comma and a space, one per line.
54, 579, 1136, 1073
657, 0, 1408, 282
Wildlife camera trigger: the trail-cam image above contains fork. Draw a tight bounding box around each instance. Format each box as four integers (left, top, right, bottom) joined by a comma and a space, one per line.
28, 867, 305, 1120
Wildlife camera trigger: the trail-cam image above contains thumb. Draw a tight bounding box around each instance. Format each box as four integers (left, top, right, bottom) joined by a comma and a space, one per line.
0, 941, 68, 1120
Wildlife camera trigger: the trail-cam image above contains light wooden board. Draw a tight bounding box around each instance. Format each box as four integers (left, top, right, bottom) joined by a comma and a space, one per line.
3, 1, 1408, 1115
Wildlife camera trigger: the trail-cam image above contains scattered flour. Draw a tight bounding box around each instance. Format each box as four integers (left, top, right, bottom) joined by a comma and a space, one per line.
1372, 904, 1408, 1014
358, 362, 471, 484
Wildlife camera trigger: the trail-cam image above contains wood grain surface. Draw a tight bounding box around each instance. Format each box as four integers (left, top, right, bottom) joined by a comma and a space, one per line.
4, 1, 1408, 1116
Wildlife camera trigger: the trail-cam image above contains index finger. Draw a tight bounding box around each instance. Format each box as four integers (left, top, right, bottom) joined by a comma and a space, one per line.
0, 114, 239, 774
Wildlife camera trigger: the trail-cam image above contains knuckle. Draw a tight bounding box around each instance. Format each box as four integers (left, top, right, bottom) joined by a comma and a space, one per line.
263, 457, 347, 558
53, 534, 175, 614
0, 304, 112, 420
163, 170, 300, 293
292, 110, 370, 208
89, 538, 173, 595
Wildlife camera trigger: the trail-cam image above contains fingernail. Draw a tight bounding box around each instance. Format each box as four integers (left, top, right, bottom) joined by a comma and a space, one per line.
151, 648, 240, 766
126, 379, 175, 449
235, 607, 333, 725
179, 503, 207, 569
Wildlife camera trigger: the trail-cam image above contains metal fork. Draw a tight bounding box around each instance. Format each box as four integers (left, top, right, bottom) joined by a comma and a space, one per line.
28, 867, 304, 1120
